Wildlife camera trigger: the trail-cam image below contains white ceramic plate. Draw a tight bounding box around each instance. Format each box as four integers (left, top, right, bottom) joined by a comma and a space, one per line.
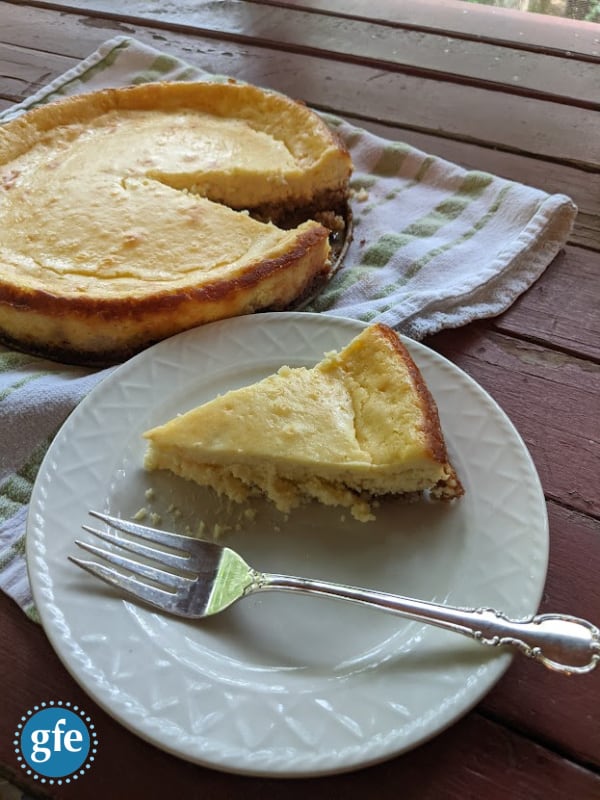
26, 313, 548, 777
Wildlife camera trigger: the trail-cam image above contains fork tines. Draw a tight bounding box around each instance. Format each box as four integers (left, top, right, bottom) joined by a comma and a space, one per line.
69, 511, 199, 612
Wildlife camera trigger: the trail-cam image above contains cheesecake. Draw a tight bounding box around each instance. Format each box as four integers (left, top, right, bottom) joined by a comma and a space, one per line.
143, 324, 463, 521
0, 81, 352, 365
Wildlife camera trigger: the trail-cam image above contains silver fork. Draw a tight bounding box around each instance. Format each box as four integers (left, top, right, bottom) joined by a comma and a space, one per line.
70, 511, 600, 676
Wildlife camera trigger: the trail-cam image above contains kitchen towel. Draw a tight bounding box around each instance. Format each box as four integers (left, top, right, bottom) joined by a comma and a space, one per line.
0, 35, 576, 617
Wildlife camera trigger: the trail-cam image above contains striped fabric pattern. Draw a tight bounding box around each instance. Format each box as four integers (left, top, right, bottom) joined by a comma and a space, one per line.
0, 36, 576, 618
0, 351, 112, 617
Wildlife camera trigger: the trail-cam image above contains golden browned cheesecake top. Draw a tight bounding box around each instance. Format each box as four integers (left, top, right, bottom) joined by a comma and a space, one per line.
0, 81, 351, 205
0, 81, 352, 364
0, 81, 350, 300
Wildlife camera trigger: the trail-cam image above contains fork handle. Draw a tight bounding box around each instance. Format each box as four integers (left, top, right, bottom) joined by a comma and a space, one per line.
255, 573, 600, 675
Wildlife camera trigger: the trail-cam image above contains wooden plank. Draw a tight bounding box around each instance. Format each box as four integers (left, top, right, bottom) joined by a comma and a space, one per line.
343, 114, 600, 252
257, 0, 600, 58
0, 42, 74, 101
0, 589, 599, 799
16, 0, 600, 107
482, 501, 600, 768
428, 327, 600, 518
1, 3, 599, 169
493, 246, 600, 360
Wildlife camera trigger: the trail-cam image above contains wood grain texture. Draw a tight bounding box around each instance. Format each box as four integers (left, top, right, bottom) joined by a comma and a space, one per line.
1, 2, 599, 169
254, 0, 600, 58
481, 502, 600, 768
342, 114, 599, 251
0, 42, 75, 101
493, 247, 600, 360
17, 0, 600, 107
0, 590, 599, 800
428, 327, 600, 517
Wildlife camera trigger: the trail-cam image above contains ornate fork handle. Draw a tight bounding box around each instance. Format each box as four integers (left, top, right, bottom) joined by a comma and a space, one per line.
255, 573, 600, 675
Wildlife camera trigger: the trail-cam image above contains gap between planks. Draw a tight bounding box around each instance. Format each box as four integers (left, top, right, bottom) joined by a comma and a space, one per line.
1, 3, 600, 171
11, 0, 600, 110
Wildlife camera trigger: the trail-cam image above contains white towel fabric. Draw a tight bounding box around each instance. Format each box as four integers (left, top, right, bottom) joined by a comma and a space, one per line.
0, 36, 576, 617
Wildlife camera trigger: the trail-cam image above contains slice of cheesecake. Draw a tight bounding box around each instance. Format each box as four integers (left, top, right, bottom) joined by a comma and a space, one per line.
143, 324, 463, 521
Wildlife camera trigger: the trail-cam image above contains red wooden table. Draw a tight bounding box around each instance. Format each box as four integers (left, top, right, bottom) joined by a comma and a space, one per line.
0, 2, 599, 798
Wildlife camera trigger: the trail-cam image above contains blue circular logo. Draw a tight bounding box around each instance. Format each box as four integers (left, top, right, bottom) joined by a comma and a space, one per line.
15, 702, 98, 786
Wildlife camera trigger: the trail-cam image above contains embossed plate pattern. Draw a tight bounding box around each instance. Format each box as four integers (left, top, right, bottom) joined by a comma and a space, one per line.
26, 313, 548, 777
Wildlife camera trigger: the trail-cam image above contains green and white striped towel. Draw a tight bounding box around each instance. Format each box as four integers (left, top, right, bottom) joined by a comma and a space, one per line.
0, 36, 576, 618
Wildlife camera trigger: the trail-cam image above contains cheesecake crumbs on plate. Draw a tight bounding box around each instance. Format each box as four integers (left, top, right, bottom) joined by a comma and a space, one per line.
132, 486, 267, 542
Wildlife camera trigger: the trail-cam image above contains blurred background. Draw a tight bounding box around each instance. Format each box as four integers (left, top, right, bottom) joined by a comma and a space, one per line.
468, 1, 599, 22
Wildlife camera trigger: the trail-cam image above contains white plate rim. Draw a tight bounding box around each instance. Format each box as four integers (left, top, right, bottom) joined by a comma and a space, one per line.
26, 312, 549, 777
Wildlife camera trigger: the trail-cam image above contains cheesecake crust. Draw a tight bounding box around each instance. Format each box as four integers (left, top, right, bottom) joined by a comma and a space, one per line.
370, 323, 448, 465
370, 325, 463, 499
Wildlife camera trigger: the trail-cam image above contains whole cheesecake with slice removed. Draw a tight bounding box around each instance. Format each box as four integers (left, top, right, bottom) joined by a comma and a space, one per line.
143, 324, 463, 521
0, 81, 352, 365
